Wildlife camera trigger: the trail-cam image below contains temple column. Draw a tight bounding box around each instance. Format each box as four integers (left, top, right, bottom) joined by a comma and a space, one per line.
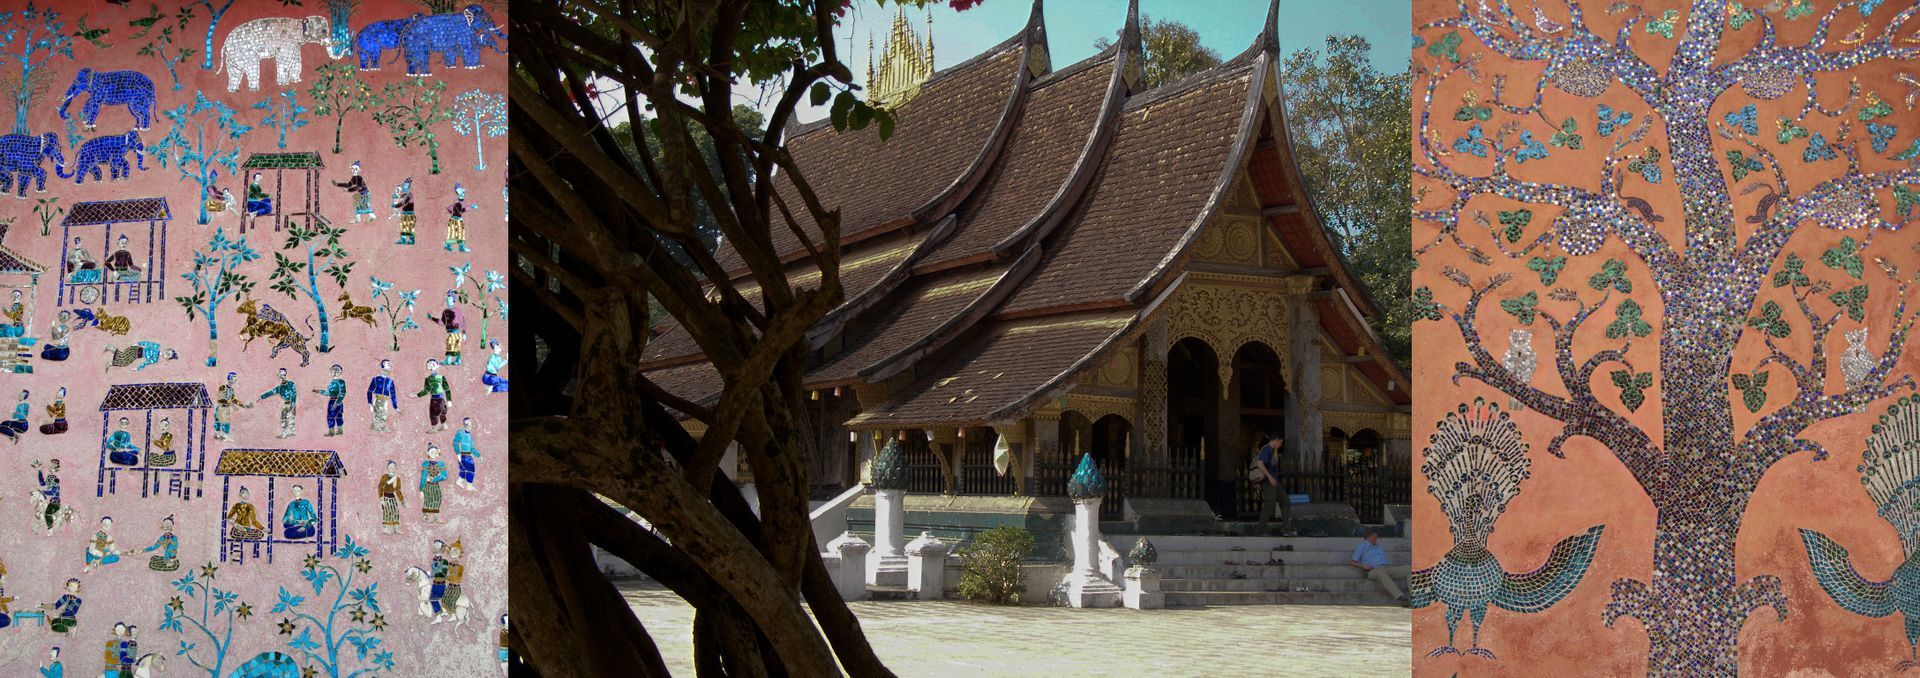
1028, 411, 1059, 496
1286, 301, 1324, 474
867, 435, 910, 586
1138, 317, 1169, 464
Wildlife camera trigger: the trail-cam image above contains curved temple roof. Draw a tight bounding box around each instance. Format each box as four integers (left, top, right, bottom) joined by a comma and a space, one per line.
642, 0, 1409, 424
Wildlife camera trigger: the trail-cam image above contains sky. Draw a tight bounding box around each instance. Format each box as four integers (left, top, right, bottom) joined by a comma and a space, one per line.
708, 0, 1412, 124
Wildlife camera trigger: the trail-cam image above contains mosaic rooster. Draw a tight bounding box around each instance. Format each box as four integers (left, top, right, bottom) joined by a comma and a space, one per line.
1801, 394, 1920, 671
1411, 398, 1605, 658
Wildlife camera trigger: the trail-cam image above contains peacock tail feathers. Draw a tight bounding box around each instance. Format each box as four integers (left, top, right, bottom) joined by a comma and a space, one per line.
1492, 524, 1606, 613
1423, 397, 1531, 543
1800, 528, 1896, 618
1862, 394, 1920, 553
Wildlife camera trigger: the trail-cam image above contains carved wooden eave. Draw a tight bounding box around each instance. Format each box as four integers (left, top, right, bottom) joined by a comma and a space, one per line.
985, 271, 1186, 427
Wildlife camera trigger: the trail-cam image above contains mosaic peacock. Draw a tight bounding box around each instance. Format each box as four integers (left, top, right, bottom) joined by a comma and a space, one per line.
1411, 398, 1605, 658
1802, 394, 1920, 671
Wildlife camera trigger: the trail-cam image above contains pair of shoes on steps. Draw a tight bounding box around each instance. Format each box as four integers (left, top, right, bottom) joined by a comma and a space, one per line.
1229, 571, 1247, 579
1266, 558, 1285, 566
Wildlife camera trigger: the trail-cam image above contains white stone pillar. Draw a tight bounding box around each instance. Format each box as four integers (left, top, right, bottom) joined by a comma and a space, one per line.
873, 488, 907, 560
1072, 498, 1103, 578
825, 531, 871, 601
1123, 536, 1163, 609
904, 531, 950, 599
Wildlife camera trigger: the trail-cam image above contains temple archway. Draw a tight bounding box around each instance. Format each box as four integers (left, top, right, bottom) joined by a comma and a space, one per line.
1168, 336, 1230, 515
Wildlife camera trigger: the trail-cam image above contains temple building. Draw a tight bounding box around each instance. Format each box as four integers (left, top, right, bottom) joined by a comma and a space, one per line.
640, 1, 1410, 528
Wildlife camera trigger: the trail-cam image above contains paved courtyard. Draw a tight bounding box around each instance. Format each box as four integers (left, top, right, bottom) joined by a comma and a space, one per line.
623, 580, 1410, 676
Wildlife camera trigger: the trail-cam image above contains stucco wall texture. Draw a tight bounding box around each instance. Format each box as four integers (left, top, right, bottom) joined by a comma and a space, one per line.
1413, 0, 1920, 674
0, 1, 505, 675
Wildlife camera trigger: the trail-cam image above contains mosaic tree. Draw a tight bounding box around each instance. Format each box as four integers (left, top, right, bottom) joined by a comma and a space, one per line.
270, 536, 396, 678
450, 262, 503, 345
368, 275, 419, 351
511, 0, 902, 674
176, 227, 260, 367
130, 3, 199, 91
191, 0, 236, 71
148, 91, 254, 225
324, 0, 358, 61
268, 220, 354, 354
253, 90, 311, 150
73, 15, 110, 49
308, 62, 377, 155
1412, 2, 1920, 674
32, 195, 60, 236
0, 2, 75, 134
371, 76, 452, 175
158, 562, 256, 677
449, 89, 505, 171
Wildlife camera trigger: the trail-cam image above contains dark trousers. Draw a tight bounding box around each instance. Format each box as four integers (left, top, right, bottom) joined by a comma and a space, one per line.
1256, 481, 1291, 526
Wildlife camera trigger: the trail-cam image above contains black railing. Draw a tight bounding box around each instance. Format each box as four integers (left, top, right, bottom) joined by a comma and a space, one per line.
1230, 466, 1410, 523
1031, 440, 1069, 498
901, 437, 946, 495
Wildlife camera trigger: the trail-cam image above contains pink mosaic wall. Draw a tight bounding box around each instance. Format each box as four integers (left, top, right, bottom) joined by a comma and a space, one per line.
0, 1, 506, 675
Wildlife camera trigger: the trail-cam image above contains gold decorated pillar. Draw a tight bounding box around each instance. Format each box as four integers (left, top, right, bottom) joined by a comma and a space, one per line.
930, 427, 959, 496
1138, 315, 1169, 465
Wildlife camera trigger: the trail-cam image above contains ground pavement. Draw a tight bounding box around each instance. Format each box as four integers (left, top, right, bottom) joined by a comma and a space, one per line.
622, 580, 1410, 676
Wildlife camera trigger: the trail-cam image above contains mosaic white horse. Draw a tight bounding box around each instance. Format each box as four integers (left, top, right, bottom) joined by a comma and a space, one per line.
403, 565, 474, 628
98, 653, 163, 678
28, 490, 75, 534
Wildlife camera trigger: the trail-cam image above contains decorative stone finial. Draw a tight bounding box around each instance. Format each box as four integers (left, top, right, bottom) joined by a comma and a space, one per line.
1066, 453, 1106, 500
1128, 536, 1157, 566
871, 438, 908, 490
826, 530, 872, 556
905, 530, 949, 557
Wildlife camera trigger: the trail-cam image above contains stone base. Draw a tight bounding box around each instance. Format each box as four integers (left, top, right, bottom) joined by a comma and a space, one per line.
1124, 589, 1165, 609
1123, 498, 1218, 534
1065, 574, 1123, 608
868, 555, 908, 588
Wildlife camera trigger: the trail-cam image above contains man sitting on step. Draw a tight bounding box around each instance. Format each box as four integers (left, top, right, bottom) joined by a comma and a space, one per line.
1349, 529, 1410, 607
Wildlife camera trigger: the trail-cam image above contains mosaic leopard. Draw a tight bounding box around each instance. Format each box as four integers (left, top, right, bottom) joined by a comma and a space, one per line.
236, 296, 312, 366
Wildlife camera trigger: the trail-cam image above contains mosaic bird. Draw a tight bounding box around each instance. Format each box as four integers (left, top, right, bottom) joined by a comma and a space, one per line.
1802, 394, 1920, 671
1411, 398, 1605, 659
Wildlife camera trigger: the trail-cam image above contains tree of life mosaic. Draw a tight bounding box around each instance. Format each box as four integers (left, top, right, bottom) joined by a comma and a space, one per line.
1412, 0, 1920, 675
0, 2, 507, 676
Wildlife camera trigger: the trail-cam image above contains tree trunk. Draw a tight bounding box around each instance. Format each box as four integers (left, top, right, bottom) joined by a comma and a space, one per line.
332, 116, 345, 154
307, 248, 333, 352
201, 4, 224, 71
1634, 515, 1750, 677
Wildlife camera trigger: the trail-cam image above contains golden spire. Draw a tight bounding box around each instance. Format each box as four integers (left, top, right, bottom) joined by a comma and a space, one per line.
871, 5, 933, 109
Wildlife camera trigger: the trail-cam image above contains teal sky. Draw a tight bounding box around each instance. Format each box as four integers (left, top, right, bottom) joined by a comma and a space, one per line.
775, 0, 1412, 122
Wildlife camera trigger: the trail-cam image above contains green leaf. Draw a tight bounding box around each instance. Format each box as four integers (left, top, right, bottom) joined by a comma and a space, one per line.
1610, 369, 1653, 412
1829, 284, 1869, 322
849, 102, 873, 131
1732, 371, 1768, 412
1821, 236, 1863, 279
876, 108, 896, 141
1526, 256, 1566, 285
1500, 291, 1538, 325
1587, 258, 1632, 293
1413, 286, 1443, 321
1747, 300, 1792, 338
1606, 299, 1653, 339
1771, 254, 1809, 288
809, 83, 830, 107
830, 91, 855, 132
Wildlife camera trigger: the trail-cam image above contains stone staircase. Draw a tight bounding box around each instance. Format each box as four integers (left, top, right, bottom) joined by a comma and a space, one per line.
1138, 534, 1411, 607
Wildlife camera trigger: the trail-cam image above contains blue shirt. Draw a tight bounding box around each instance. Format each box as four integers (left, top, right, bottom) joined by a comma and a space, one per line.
1257, 444, 1282, 480
1351, 541, 1390, 569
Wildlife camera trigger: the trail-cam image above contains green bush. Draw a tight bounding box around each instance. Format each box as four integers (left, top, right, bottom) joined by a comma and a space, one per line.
955, 525, 1034, 605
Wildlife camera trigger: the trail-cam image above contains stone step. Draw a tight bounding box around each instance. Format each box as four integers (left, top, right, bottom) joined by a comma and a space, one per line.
1158, 577, 1389, 593
866, 585, 917, 601
1156, 563, 1374, 580
1150, 549, 1405, 567
870, 567, 907, 588
1138, 535, 1409, 551
1164, 590, 1403, 607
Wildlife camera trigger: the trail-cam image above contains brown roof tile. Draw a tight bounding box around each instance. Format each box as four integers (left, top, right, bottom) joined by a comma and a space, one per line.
644, 361, 723, 407
806, 268, 1004, 384
845, 310, 1136, 428
713, 44, 1026, 272
918, 53, 1112, 266
1000, 65, 1255, 315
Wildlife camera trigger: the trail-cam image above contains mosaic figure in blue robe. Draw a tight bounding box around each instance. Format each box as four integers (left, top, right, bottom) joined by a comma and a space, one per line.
143, 515, 179, 572
245, 173, 272, 216
312, 364, 346, 436
49, 578, 81, 634
65, 237, 101, 284
0, 389, 30, 443
82, 516, 120, 573
427, 539, 448, 615
482, 340, 508, 392
104, 417, 140, 466
367, 359, 398, 433
39, 645, 63, 678
454, 417, 480, 489
282, 484, 318, 540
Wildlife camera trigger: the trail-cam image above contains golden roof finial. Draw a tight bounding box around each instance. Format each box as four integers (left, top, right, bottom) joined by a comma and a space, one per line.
871, 5, 933, 109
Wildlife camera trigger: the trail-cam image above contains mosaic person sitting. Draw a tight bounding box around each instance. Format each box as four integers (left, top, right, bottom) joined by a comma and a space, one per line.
39, 388, 67, 434
0, 559, 12, 629
146, 417, 174, 467
48, 578, 81, 634
0, 289, 25, 337
246, 172, 272, 216
82, 516, 120, 574
226, 487, 266, 541
282, 483, 319, 540
482, 340, 508, 392
0, 389, 30, 444
142, 515, 178, 572
65, 238, 100, 284
104, 235, 142, 283
40, 311, 69, 361
104, 417, 140, 466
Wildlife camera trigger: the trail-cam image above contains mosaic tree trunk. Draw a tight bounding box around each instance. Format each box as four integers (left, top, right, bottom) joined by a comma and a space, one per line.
1414, 1, 1920, 674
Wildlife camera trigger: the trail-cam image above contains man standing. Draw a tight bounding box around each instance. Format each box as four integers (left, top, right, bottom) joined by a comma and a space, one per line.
367, 359, 398, 433
453, 418, 480, 491
258, 368, 298, 439
312, 364, 347, 437
34, 459, 61, 533
415, 359, 451, 432
1253, 433, 1291, 532
1349, 529, 1410, 607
